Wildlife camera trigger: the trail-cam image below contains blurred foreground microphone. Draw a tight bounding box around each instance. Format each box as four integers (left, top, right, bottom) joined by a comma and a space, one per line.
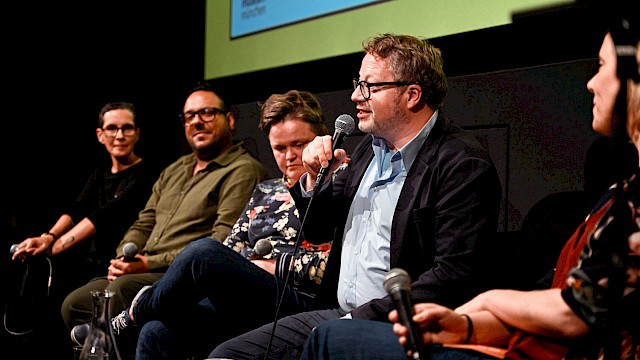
122, 242, 140, 262
250, 239, 273, 260
9, 244, 19, 256
384, 268, 423, 360
311, 114, 356, 196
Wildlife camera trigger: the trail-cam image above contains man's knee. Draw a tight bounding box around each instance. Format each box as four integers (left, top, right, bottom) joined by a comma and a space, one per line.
61, 278, 108, 329
186, 237, 225, 255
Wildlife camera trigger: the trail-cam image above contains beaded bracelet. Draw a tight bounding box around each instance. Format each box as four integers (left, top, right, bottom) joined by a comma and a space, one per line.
460, 314, 474, 344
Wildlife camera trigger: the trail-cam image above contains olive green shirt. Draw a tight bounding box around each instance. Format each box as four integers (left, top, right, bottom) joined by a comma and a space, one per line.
115, 141, 266, 270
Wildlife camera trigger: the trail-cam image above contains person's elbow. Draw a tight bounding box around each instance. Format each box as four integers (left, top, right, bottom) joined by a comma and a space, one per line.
553, 313, 590, 339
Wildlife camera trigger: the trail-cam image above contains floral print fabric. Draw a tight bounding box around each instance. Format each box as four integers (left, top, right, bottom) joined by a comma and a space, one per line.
224, 177, 331, 297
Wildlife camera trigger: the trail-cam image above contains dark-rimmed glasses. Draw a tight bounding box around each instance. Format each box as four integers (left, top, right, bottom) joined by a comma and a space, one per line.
101, 124, 137, 138
179, 107, 228, 126
352, 79, 416, 100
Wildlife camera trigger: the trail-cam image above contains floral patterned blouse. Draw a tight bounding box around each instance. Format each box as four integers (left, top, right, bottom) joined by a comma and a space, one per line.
223, 176, 331, 298
560, 174, 640, 359
505, 173, 640, 360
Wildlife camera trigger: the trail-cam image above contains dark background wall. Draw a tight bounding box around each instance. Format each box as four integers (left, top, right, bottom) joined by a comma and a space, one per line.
4, 2, 205, 246
2, 1, 634, 359
2, 2, 206, 358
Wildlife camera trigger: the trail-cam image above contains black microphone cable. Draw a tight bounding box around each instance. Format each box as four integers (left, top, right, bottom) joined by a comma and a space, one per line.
263, 114, 355, 359
263, 191, 318, 360
4, 253, 52, 336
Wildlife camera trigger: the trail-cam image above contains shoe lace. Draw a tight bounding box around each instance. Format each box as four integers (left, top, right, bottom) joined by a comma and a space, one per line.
110, 311, 128, 335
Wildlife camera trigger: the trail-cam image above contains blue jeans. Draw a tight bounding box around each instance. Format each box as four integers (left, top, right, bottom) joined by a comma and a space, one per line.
136, 320, 173, 359
133, 238, 314, 360
300, 318, 502, 360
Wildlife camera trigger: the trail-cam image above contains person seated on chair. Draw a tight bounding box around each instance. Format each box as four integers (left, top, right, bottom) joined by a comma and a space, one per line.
7, 102, 158, 358
11, 101, 157, 290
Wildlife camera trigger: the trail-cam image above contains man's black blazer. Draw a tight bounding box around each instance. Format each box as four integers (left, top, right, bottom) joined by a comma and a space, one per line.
291, 113, 503, 321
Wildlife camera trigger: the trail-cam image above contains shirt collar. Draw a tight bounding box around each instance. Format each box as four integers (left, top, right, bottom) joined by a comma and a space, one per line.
371, 109, 439, 172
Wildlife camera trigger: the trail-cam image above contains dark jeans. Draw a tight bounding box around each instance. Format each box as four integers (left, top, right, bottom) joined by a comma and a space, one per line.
300, 318, 502, 360
133, 238, 314, 360
208, 308, 347, 360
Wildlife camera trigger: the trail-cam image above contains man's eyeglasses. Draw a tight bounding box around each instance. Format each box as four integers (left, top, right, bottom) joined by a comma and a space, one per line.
101, 124, 137, 138
179, 107, 228, 126
352, 79, 416, 100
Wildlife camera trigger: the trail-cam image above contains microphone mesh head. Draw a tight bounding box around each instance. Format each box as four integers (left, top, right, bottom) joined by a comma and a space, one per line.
123, 242, 138, 257
254, 239, 273, 256
383, 268, 411, 294
335, 114, 356, 135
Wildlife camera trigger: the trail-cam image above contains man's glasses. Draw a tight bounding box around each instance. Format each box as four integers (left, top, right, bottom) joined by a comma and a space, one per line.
179, 107, 228, 126
352, 79, 416, 100
101, 124, 137, 138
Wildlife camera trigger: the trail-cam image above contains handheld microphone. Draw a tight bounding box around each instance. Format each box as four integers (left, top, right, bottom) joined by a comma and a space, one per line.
10, 244, 19, 256
384, 268, 423, 360
250, 239, 273, 260
122, 242, 140, 262
311, 114, 356, 196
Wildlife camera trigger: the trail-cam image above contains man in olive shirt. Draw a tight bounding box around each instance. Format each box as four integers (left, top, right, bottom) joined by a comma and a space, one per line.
61, 82, 266, 347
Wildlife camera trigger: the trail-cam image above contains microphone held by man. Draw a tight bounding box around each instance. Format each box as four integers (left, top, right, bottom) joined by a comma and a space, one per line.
311, 114, 356, 196
122, 242, 141, 262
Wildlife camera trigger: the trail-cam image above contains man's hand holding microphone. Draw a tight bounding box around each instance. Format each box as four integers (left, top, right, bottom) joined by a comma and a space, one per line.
303, 114, 355, 195
107, 242, 147, 282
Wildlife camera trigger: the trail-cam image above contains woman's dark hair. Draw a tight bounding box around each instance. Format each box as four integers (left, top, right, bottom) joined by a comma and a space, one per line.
609, 15, 639, 146
185, 81, 230, 112
98, 102, 136, 128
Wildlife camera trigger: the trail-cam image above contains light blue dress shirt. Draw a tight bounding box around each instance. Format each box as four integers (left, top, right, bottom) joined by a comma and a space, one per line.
337, 111, 438, 312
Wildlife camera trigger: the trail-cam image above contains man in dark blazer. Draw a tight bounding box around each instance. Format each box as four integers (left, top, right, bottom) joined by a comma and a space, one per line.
209, 33, 503, 360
